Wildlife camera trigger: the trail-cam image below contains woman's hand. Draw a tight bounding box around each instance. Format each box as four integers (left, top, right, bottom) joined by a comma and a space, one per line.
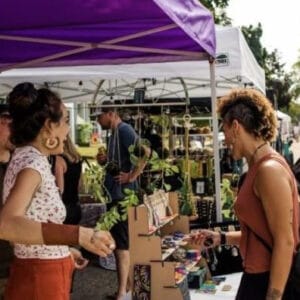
188, 229, 221, 249
70, 247, 89, 270
79, 227, 115, 257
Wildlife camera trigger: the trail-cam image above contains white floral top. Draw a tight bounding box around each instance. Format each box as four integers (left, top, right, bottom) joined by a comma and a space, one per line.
3, 146, 70, 259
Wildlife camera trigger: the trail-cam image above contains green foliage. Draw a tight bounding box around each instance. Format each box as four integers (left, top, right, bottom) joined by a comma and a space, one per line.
128, 139, 179, 193
290, 52, 300, 102
220, 178, 235, 220
179, 174, 196, 216
269, 74, 294, 109
147, 150, 179, 193
150, 114, 170, 129
285, 101, 300, 124
200, 0, 231, 25
119, 188, 140, 221
242, 24, 294, 110
83, 164, 110, 203
241, 24, 265, 67
96, 206, 120, 231
76, 123, 93, 146
96, 188, 140, 230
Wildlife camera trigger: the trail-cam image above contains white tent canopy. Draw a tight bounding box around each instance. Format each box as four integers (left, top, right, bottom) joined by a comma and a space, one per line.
0, 26, 265, 104
277, 110, 292, 139
277, 110, 291, 123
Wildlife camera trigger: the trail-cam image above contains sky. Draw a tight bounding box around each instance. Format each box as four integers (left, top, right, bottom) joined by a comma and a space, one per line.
227, 0, 300, 72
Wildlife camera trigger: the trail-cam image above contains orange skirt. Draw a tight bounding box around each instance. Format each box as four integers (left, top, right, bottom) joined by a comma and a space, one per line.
4, 256, 74, 300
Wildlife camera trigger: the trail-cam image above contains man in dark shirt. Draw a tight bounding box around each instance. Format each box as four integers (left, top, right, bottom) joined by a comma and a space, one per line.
0, 104, 14, 296
95, 105, 148, 300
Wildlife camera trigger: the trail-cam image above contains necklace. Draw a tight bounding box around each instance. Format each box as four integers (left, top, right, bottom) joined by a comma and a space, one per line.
250, 141, 267, 164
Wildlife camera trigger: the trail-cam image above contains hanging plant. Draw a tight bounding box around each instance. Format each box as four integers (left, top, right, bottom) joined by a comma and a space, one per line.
96, 206, 120, 231
83, 163, 110, 203
96, 188, 140, 230
220, 178, 235, 220
179, 173, 196, 216
119, 188, 140, 221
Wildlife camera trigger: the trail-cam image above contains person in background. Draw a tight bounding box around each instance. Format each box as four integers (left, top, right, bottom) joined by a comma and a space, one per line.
190, 88, 299, 300
95, 105, 149, 300
0, 104, 14, 297
54, 134, 82, 225
0, 82, 115, 300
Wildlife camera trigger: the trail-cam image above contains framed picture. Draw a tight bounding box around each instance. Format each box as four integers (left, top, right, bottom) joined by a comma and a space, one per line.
192, 178, 206, 195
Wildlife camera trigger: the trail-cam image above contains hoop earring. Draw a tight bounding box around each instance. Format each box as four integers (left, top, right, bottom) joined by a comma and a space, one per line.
44, 137, 60, 150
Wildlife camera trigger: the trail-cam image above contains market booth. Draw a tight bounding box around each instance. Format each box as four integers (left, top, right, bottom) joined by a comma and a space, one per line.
0, 23, 266, 222
0, 0, 219, 299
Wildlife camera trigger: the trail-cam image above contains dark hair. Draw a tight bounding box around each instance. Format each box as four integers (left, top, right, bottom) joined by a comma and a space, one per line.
217, 89, 278, 141
7, 82, 63, 146
101, 100, 116, 114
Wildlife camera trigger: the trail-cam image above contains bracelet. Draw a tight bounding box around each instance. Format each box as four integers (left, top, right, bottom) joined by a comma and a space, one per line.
41, 222, 79, 246
220, 231, 227, 245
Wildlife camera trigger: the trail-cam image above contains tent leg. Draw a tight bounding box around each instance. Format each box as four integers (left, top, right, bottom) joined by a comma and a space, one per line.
209, 59, 222, 222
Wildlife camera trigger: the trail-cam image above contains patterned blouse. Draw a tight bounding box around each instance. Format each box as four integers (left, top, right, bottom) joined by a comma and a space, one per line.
3, 146, 70, 259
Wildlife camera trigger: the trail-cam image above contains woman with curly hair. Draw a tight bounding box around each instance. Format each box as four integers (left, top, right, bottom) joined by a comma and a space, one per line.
191, 88, 299, 300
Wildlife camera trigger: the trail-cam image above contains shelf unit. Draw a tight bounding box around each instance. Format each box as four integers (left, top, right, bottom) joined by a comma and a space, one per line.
128, 192, 190, 300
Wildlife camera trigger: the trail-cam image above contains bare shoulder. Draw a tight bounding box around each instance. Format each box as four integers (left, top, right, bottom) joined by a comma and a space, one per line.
256, 158, 292, 187
257, 159, 289, 176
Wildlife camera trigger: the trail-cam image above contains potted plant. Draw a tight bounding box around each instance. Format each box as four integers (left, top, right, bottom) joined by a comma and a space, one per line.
76, 123, 93, 146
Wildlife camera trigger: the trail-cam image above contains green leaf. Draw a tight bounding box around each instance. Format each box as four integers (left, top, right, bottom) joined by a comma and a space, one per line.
163, 183, 171, 191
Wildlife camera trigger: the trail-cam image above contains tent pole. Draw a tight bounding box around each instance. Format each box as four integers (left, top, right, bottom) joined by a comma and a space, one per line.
209, 59, 222, 222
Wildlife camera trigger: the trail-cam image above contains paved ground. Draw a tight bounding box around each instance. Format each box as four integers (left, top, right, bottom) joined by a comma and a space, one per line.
0, 250, 118, 300
71, 250, 118, 300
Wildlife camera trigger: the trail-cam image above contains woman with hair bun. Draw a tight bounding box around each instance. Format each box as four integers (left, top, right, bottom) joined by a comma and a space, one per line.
190, 89, 299, 300
0, 82, 115, 300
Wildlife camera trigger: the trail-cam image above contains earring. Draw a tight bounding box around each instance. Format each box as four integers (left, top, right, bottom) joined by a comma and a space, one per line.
44, 137, 60, 150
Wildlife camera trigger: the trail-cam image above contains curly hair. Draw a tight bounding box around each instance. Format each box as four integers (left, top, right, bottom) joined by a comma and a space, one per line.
7, 82, 63, 146
217, 88, 278, 141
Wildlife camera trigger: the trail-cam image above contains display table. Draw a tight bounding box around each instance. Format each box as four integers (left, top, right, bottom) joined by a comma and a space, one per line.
190, 272, 242, 300
123, 271, 242, 299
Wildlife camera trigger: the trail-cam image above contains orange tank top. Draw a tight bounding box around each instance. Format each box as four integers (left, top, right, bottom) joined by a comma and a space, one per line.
234, 153, 299, 273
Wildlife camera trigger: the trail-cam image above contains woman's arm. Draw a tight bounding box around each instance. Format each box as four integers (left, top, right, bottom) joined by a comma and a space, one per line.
0, 168, 44, 244
189, 229, 241, 248
54, 155, 67, 194
0, 168, 115, 257
255, 160, 295, 299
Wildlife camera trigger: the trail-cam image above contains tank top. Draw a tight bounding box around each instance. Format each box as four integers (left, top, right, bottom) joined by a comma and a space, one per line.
234, 153, 299, 273
61, 156, 82, 206
3, 146, 70, 259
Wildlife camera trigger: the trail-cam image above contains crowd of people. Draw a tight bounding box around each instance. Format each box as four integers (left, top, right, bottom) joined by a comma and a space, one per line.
0, 83, 299, 300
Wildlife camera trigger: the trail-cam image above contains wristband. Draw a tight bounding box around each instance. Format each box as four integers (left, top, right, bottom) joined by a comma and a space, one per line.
220, 231, 227, 245
41, 222, 79, 246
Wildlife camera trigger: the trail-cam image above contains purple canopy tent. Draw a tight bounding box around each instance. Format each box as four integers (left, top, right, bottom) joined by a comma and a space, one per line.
0, 0, 215, 71
0, 0, 222, 221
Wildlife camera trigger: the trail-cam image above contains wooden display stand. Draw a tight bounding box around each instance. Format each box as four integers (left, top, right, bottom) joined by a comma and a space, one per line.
128, 192, 190, 300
